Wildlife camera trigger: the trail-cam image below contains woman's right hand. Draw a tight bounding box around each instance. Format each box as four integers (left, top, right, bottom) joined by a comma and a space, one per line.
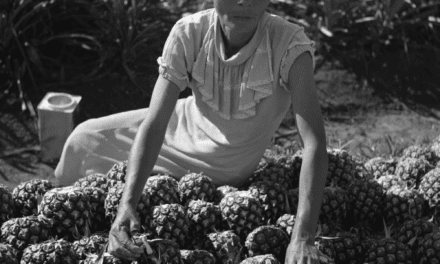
108, 204, 144, 261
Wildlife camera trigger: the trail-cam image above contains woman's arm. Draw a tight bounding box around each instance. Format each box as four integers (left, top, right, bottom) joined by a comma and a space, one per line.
108, 75, 180, 261
120, 75, 181, 207
288, 52, 328, 244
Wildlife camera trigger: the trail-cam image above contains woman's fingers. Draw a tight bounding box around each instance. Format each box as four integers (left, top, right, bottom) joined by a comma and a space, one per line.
108, 225, 144, 260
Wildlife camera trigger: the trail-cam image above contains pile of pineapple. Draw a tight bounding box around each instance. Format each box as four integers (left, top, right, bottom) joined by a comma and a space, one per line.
1, 135, 440, 264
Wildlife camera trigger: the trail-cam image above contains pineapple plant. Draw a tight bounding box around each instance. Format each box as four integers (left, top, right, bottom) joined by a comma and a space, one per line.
104, 184, 151, 228
364, 233, 412, 264
394, 157, 433, 189
186, 200, 221, 248
38, 186, 92, 240
213, 185, 238, 204
383, 185, 426, 226
140, 238, 182, 264
244, 225, 289, 261
0, 243, 19, 264
0, 184, 14, 225
82, 186, 109, 232
364, 157, 397, 179
286, 188, 299, 214
145, 174, 180, 206
107, 160, 128, 187
178, 172, 216, 205
275, 214, 295, 236
0, 215, 52, 254
74, 173, 110, 192
346, 179, 385, 225
72, 233, 108, 260
180, 249, 216, 264
20, 239, 79, 264
326, 149, 358, 188
12, 179, 54, 217
206, 230, 243, 264
401, 144, 438, 166
416, 231, 440, 264
248, 180, 287, 224
219, 191, 263, 240
430, 135, 440, 162
148, 203, 190, 248
240, 254, 280, 264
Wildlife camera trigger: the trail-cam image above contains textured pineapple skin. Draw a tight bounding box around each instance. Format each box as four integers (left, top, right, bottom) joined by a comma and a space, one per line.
364, 238, 412, 264
145, 174, 180, 206
0, 184, 14, 225
240, 254, 281, 264
0, 243, 19, 264
178, 172, 216, 205
74, 173, 109, 192
244, 225, 289, 261
72, 233, 108, 260
417, 231, 440, 264
20, 239, 79, 264
206, 230, 243, 264
0, 215, 52, 252
248, 180, 287, 224
180, 249, 216, 264
12, 179, 53, 217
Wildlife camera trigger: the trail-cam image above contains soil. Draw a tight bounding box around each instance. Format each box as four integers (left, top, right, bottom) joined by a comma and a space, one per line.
1, 66, 440, 190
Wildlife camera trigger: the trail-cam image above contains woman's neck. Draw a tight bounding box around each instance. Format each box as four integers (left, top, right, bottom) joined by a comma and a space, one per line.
220, 24, 258, 58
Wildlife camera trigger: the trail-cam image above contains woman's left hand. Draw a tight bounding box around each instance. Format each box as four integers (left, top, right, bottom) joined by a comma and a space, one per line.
284, 240, 320, 264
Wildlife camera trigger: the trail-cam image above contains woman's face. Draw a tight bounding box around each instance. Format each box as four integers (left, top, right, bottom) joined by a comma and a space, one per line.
214, 0, 271, 33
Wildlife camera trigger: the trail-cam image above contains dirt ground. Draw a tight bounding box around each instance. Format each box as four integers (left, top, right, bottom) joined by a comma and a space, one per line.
1, 67, 440, 190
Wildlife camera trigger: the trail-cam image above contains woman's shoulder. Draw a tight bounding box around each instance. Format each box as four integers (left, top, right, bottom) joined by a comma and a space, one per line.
172, 8, 216, 35
266, 12, 310, 42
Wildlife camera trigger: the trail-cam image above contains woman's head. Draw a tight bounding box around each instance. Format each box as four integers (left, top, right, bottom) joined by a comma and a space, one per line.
214, 0, 271, 34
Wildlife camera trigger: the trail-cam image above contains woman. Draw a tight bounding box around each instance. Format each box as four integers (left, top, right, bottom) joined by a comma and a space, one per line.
56, 0, 328, 262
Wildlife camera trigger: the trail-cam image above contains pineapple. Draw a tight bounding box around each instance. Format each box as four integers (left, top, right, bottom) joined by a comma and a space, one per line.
219, 191, 263, 240
240, 254, 280, 264
395, 218, 437, 256
0, 243, 18, 264
180, 249, 216, 264
401, 144, 438, 166
186, 200, 221, 248
38, 186, 91, 240
364, 157, 397, 179
83, 186, 109, 232
286, 188, 299, 214
364, 236, 412, 264
248, 180, 287, 224
375, 174, 406, 191
104, 184, 150, 228
316, 231, 364, 264
275, 214, 295, 236
145, 174, 180, 206
416, 231, 440, 264
12, 179, 53, 217
149, 203, 190, 248
244, 225, 289, 261
326, 149, 357, 188
107, 160, 128, 187
418, 167, 440, 208
0, 184, 14, 225
394, 157, 433, 189
72, 233, 108, 260
206, 230, 243, 264
319, 186, 349, 226
178, 172, 216, 205
248, 155, 298, 190
0, 215, 52, 253
20, 239, 79, 264
213, 185, 238, 204
80, 253, 124, 264
384, 185, 426, 227
347, 179, 385, 224
74, 173, 110, 192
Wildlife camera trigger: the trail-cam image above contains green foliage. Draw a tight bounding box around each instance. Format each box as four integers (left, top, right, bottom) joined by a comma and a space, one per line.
269, 0, 440, 111
0, 0, 174, 112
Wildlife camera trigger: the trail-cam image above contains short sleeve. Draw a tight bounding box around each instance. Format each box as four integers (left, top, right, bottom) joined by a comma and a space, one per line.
279, 28, 316, 91
157, 20, 194, 91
